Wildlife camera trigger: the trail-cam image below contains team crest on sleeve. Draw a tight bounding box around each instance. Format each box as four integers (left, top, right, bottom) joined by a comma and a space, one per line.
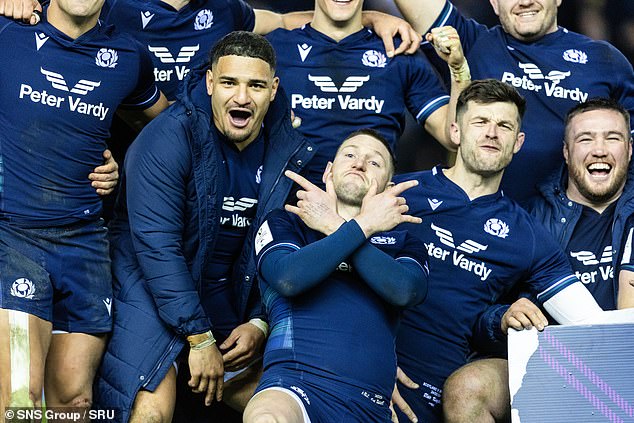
562, 49, 588, 64
483, 218, 510, 239
10, 278, 35, 299
194, 9, 214, 30
361, 50, 387, 68
95, 48, 118, 68
255, 220, 274, 255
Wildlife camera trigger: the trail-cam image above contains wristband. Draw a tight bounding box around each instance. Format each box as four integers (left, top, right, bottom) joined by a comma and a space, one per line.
450, 61, 471, 83
248, 318, 269, 337
187, 330, 216, 350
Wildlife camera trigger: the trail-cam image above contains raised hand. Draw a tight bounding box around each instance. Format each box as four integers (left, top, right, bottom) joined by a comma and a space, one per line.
284, 170, 345, 235
355, 179, 422, 237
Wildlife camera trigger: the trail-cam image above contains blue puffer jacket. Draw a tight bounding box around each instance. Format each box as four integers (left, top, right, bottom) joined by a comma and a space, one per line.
472, 165, 634, 354
93, 66, 314, 422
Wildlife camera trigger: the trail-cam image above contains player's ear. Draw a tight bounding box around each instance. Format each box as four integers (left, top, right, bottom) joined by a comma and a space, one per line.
489, 0, 500, 16
205, 69, 214, 96
270, 76, 279, 102
450, 121, 461, 147
322, 162, 333, 184
513, 132, 525, 154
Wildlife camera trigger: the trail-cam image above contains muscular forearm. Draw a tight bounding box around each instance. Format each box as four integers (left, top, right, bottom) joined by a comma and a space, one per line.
259, 220, 366, 297
393, 0, 446, 34
351, 243, 428, 307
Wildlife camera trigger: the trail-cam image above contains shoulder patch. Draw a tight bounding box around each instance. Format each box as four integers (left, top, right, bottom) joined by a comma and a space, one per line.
255, 220, 273, 255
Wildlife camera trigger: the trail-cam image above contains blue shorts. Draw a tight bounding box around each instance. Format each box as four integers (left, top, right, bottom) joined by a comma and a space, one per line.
0, 220, 112, 333
255, 367, 392, 423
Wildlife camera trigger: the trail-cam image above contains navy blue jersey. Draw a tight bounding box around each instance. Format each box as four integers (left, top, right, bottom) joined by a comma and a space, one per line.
201, 132, 263, 336
431, 2, 634, 201
267, 25, 449, 184
101, 0, 255, 100
567, 204, 617, 309
619, 215, 634, 276
0, 13, 160, 226
393, 167, 578, 418
256, 209, 427, 397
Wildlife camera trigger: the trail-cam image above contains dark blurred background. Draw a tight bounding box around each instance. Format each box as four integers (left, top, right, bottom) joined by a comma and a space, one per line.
248, 0, 634, 173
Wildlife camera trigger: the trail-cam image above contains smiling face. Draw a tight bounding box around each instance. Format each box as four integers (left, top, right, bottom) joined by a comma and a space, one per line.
207, 55, 279, 149
564, 109, 632, 206
327, 134, 393, 207
314, 0, 363, 25
453, 100, 525, 177
489, 0, 561, 42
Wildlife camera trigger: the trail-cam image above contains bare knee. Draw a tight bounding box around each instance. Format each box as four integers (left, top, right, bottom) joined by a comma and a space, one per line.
130, 402, 171, 423
443, 359, 508, 423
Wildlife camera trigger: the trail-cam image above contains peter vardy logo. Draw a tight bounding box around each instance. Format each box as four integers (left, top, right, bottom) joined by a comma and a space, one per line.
148, 45, 200, 64
570, 247, 613, 266
194, 9, 213, 30
297, 43, 312, 62
563, 49, 588, 64
148, 45, 199, 82
309, 75, 369, 93
501, 62, 588, 102
221, 197, 258, 227
292, 74, 384, 113
483, 218, 509, 239
10, 278, 35, 299
361, 50, 387, 68
426, 223, 491, 281
570, 246, 613, 284
141, 11, 154, 29
95, 48, 118, 68
40, 68, 101, 95
17, 68, 109, 121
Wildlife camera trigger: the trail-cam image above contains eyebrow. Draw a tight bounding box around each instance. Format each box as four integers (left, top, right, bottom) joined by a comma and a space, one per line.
218, 76, 269, 85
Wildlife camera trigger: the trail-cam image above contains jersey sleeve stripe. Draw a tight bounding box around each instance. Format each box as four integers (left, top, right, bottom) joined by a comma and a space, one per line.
396, 256, 429, 276
536, 274, 579, 303
256, 242, 301, 270
119, 85, 160, 109
415, 95, 450, 122
433, 1, 455, 30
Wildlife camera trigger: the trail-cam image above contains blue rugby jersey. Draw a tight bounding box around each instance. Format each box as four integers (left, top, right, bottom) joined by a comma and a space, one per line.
393, 167, 578, 421
256, 208, 427, 397
267, 25, 449, 184
201, 131, 264, 337
0, 13, 160, 226
429, 1, 634, 202
101, 0, 255, 100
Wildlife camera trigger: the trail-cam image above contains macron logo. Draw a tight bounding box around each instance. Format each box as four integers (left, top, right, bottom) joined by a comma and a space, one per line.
35, 33, 49, 51
103, 298, 112, 316
297, 43, 312, 62
141, 11, 154, 29
308, 74, 369, 93
427, 198, 443, 211
148, 45, 200, 64
40, 68, 101, 95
